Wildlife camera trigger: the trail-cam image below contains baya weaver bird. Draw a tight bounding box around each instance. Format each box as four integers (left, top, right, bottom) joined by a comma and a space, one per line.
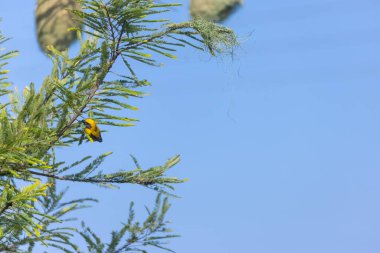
80, 118, 102, 143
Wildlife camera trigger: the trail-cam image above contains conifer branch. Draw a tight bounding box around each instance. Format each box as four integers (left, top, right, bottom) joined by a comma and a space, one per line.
123, 22, 192, 50
28, 154, 184, 194
0, 1, 237, 251
29, 169, 180, 186
80, 194, 177, 253
55, 59, 115, 139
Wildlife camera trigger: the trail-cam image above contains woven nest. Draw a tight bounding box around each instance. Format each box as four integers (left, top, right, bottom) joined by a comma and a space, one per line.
190, 0, 242, 22
35, 0, 82, 52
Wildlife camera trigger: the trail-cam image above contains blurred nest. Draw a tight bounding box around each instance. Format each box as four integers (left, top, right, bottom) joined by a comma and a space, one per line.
190, 0, 243, 22
35, 0, 82, 53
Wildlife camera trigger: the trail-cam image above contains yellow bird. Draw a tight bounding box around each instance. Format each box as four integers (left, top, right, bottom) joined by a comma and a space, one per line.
80, 118, 102, 143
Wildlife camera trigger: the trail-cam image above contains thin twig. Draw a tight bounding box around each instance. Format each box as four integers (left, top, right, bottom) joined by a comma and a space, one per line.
104, 3, 116, 57
123, 22, 192, 51
29, 170, 154, 185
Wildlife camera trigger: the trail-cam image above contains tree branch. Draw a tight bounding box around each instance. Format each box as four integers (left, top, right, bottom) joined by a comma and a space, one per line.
123, 22, 192, 51
30, 170, 158, 186
53, 23, 193, 145
0, 201, 12, 216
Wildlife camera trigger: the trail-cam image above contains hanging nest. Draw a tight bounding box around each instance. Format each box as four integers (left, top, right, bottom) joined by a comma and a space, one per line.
190, 18, 238, 55
35, 0, 82, 53
190, 0, 243, 22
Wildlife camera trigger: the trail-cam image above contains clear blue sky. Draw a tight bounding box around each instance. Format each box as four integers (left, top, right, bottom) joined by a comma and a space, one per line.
1, 0, 380, 252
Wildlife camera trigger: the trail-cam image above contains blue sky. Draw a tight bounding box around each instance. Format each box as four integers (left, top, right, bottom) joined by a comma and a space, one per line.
1, 0, 380, 252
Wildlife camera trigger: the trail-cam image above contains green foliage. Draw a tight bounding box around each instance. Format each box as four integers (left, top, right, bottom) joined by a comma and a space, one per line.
0, 31, 17, 100
80, 194, 177, 253
44, 153, 185, 194
2, 178, 95, 253
0, 179, 50, 251
0, 0, 237, 251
